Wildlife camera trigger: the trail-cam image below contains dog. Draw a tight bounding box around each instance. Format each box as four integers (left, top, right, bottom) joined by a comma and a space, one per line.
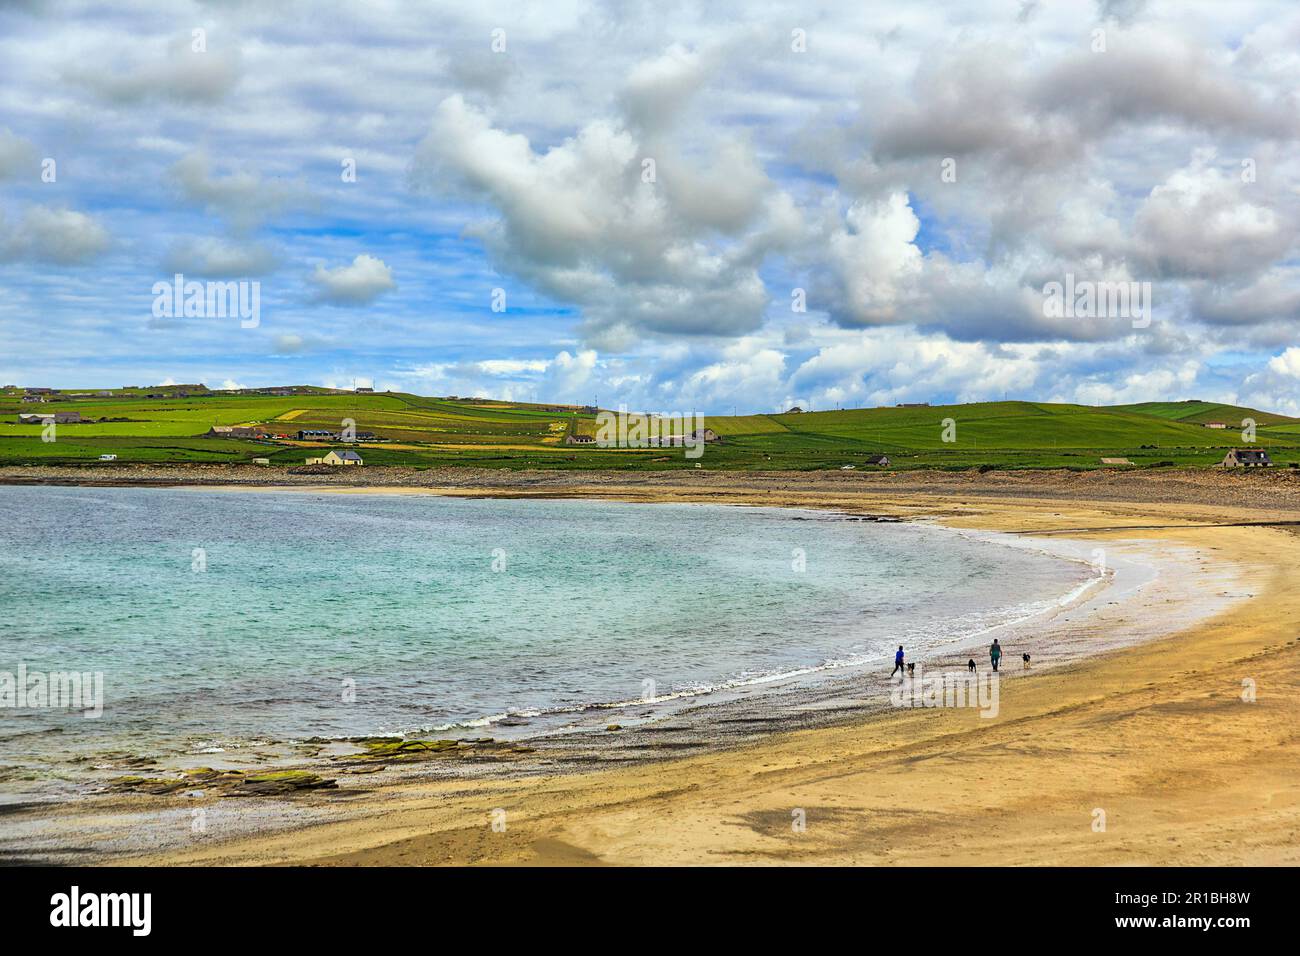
906, 662, 915, 677
967, 659, 976, 673
1022, 652, 1031, 668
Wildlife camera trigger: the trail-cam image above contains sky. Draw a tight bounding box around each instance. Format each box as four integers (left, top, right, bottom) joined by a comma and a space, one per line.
1, 0, 1299, 414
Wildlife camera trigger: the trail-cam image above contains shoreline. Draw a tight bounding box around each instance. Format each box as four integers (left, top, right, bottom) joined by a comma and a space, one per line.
5, 476, 1294, 865
2, 495, 1144, 861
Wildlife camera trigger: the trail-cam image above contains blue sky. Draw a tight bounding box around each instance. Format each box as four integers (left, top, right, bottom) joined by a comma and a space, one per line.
2, 0, 1299, 414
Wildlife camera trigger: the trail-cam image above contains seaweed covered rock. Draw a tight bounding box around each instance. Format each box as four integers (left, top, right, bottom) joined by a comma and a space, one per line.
107, 766, 336, 797
338, 737, 537, 764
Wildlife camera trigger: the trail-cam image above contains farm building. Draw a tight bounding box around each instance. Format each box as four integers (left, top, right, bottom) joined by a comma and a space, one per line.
297, 429, 336, 441
565, 433, 596, 444
98, 454, 117, 461
206, 425, 266, 439
786, 406, 803, 413
658, 428, 721, 446
865, 455, 891, 466
1100, 457, 1134, 465
306, 450, 364, 466
18, 411, 82, 424
1204, 422, 1227, 429
1222, 449, 1272, 467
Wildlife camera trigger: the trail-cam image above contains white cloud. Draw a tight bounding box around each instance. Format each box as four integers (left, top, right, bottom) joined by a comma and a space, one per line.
171, 151, 307, 234
413, 90, 799, 344
0, 205, 110, 264
1134, 151, 1292, 279
68, 33, 241, 104
309, 254, 396, 305
163, 237, 279, 277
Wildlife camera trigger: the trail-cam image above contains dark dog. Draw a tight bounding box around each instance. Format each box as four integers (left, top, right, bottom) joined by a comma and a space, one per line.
1022, 652, 1031, 668
967, 659, 976, 673
906, 662, 915, 677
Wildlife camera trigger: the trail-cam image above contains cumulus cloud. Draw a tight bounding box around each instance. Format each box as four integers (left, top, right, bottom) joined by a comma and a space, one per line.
163, 237, 280, 277
8, 2, 1300, 412
1133, 151, 1293, 280
67, 33, 240, 104
0, 205, 110, 264
171, 151, 307, 234
412, 88, 800, 346
825, 192, 924, 323
309, 254, 396, 304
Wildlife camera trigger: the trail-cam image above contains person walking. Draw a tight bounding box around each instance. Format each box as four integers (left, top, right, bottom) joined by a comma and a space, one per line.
891, 645, 906, 678
990, 638, 1002, 672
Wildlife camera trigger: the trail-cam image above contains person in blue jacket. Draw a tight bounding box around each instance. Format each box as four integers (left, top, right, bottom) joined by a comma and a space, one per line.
891, 645, 906, 678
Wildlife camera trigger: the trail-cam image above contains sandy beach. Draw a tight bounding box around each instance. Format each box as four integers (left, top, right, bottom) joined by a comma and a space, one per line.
5, 470, 1300, 866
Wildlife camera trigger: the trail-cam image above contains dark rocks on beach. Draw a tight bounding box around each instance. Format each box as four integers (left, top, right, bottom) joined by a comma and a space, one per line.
337, 737, 537, 765
232, 770, 338, 796
107, 766, 337, 797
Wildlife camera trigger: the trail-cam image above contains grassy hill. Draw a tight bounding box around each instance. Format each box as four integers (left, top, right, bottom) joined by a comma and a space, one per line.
1109, 399, 1296, 427
1, 388, 1297, 471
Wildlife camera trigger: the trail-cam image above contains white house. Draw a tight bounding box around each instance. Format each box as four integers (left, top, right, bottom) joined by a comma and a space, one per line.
307, 450, 364, 466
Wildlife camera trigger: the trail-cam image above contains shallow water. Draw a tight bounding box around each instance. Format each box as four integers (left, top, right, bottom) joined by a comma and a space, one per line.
0, 487, 1090, 790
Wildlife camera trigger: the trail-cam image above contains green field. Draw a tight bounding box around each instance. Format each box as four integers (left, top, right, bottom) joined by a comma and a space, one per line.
2, 388, 1297, 471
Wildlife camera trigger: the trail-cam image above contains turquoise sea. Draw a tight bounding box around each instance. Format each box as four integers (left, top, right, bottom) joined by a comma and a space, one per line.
0, 486, 1089, 792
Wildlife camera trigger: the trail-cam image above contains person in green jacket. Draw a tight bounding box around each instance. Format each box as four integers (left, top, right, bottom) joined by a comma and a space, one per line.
990, 638, 1002, 672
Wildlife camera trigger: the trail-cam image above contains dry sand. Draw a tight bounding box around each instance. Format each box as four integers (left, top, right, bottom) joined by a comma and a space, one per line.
91, 476, 1300, 867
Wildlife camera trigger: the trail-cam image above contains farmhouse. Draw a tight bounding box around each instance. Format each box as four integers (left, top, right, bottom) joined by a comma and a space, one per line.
1222, 448, 1272, 467
1204, 422, 1227, 429
565, 433, 596, 444
355, 386, 374, 393
306, 450, 363, 466
786, 406, 803, 413
20, 395, 46, 403
657, 427, 721, 446
865, 455, 891, 467
99, 454, 117, 461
